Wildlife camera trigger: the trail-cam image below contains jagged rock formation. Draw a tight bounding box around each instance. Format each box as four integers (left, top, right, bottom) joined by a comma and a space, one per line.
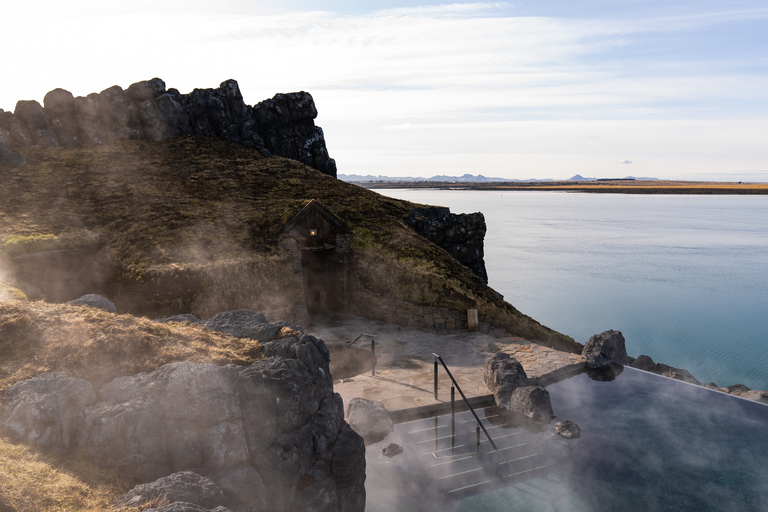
582, 330, 629, 369
0, 327, 365, 512
406, 207, 488, 283
0, 79, 337, 177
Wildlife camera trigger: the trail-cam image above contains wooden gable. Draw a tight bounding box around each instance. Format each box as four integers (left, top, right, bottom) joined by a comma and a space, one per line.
280, 199, 349, 241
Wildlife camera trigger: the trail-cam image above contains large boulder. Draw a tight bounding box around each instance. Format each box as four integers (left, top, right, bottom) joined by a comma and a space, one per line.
0, 373, 95, 450
507, 385, 554, 423
66, 293, 117, 313
0, 333, 366, 511
483, 352, 529, 409
345, 398, 393, 445
582, 330, 629, 369
116, 471, 227, 509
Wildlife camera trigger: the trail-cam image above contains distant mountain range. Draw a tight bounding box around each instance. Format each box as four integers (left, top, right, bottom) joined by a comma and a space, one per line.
568, 174, 659, 181
338, 173, 658, 183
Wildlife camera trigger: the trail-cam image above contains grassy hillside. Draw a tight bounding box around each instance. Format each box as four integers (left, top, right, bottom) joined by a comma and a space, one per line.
0, 135, 577, 350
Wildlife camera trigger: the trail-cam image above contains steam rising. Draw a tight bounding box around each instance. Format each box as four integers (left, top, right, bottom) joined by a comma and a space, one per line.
364, 368, 768, 511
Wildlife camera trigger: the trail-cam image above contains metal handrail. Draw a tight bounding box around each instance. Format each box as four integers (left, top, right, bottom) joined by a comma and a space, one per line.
347, 333, 376, 346
433, 353, 498, 451
348, 334, 377, 376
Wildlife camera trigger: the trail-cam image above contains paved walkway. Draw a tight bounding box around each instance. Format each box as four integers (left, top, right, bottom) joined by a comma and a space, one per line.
308, 315, 585, 414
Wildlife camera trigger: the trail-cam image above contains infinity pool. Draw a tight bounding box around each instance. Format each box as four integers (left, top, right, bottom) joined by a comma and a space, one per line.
366, 367, 768, 511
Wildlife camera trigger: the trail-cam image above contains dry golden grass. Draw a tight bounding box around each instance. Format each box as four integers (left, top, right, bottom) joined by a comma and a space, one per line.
0, 435, 132, 512
0, 300, 262, 395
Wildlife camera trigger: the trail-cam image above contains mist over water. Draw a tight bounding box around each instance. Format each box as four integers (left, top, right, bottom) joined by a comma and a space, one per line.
374, 189, 768, 390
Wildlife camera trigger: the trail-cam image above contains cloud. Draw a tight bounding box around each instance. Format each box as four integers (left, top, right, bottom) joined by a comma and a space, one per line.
0, 2, 766, 179
620, 159, 633, 164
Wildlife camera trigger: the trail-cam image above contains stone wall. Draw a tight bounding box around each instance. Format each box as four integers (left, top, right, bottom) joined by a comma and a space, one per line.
405, 206, 488, 283
0, 78, 337, 177
349, 284, 468, 330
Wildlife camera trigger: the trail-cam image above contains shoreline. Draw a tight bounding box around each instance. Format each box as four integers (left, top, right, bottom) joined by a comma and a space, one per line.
356, 179, 768, 194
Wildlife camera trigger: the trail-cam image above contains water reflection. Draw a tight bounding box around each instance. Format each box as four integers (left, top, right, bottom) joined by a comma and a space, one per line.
458, 368, 768, 511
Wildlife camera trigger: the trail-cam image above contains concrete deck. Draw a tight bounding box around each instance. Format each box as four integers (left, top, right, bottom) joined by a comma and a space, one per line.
308, 315, 585, 416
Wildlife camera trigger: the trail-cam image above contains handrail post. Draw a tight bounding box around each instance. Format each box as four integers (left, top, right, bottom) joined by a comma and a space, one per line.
432, 353, 498, 451
433, 416, 438, 451
450, 386, 456, 451
451, 386, 456, 450
371, 337, 376, 376
433, 356, 438, 400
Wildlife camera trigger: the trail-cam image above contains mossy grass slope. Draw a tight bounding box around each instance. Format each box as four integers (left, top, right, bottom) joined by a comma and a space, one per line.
0, 136, 576, 348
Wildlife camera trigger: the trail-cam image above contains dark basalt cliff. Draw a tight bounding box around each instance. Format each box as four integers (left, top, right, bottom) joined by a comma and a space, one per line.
0, 78, 337, 177
406, 206, 488, 284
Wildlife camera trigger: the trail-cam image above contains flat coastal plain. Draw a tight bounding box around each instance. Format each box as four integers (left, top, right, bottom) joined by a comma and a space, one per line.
362, 179, 768, 194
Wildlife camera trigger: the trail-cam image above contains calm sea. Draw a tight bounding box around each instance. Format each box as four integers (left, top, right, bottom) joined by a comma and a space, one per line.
373, 189, 768, 390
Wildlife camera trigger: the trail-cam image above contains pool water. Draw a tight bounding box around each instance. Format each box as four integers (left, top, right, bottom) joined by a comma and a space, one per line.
366, 368, 768, 511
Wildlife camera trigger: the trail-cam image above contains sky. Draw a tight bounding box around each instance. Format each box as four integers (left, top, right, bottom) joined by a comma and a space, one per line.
0, 1, 766, 180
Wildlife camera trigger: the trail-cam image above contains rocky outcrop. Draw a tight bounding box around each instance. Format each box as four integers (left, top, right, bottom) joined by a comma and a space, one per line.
582, 330, 629, 369
66, 293, 117, 313
0, 79, 337, 177
721, 384, 768, 404
629, 354, 701, 385
0, 326, 365, 512
0, 138, 25, 167
628, 350, 768, 403
406, 207, 488, 283
345, 397, 393, 445
116, 471, 228, 509
483, 353, 553, 422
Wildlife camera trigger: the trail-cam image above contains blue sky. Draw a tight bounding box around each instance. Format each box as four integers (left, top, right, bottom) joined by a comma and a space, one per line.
0, 1, 765, 180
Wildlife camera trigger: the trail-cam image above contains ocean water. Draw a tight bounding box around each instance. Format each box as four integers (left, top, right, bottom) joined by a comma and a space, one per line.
373, 189, 768, 390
